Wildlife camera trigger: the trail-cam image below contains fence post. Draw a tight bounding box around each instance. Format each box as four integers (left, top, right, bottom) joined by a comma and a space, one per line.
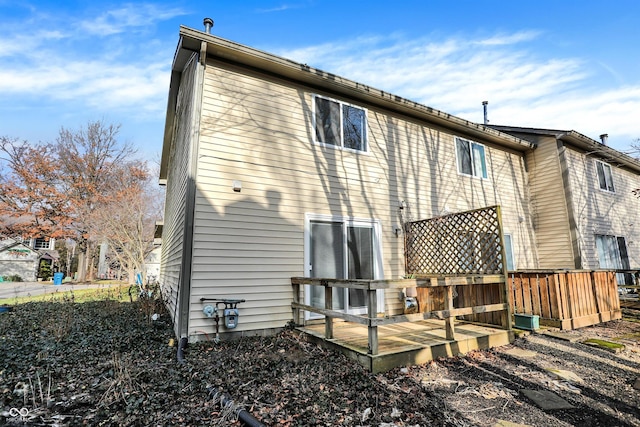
292, 281, 300, 326
444, 284, 455, 340
496, 205, 513, 330
367, 285, 378, 355
323, 281, 333, 339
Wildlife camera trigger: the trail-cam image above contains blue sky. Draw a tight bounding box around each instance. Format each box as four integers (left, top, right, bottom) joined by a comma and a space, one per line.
2, 1, 640, 157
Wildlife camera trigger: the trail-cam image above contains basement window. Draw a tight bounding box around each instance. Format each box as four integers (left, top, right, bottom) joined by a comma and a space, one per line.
455, 137, 487, 179
314, 95, 367, 152
595, 160, 615, 193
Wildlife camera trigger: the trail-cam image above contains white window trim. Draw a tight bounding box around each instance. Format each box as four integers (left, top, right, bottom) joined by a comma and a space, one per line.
32, 237, 54, 250
595, 160, 615, 193
454, 136, 488, 179
312, 94, 369, 154
303, 213, 384, 320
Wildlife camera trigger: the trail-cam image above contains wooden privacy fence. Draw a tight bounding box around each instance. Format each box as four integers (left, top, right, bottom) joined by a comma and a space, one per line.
291, 275, 509, 355
509, 270, 621, 330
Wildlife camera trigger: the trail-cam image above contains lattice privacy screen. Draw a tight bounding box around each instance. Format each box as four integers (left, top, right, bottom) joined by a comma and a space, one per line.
405, 206, 505, 275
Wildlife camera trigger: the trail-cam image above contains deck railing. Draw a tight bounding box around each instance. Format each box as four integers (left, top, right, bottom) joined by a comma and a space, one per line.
615, 269, 640, 292
291, 274, 510, 355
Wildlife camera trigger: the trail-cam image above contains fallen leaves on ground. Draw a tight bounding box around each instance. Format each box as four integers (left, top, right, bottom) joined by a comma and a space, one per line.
2, 297, 640, 426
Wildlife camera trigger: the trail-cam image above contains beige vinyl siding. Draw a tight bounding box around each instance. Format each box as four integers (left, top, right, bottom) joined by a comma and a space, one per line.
373, 114, 535, 270
186, 59, 535, 336
159, 55, 198, 334
524, 136, 574, 268
563, 146, 640, 268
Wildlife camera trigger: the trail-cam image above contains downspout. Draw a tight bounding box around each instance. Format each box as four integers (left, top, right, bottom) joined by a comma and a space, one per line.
176, 33, 208, 350
176, 336, 188, 364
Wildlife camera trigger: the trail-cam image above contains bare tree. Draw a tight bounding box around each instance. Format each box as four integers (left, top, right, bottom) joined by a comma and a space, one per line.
88, 163, 161, 284
54, 121, 136, 281
1, 121, 147, 282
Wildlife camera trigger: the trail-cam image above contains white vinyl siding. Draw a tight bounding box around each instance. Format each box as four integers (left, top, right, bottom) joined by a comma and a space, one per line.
0, 240, 39, 281
595, 160, 615, 193
173, 57, 536, 338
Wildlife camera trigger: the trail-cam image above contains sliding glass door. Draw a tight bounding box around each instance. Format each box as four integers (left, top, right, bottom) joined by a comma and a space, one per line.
306, 216, 382, 316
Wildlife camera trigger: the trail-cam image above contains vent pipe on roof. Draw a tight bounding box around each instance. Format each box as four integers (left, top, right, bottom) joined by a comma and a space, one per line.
482, 101, 489, 125
599, 133, 608, 145
203, 17, 214, 34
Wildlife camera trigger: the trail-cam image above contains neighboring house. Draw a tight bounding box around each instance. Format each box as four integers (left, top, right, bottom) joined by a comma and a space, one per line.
158, 23, 539, 340
490, 126, 640, 278
28, 237, 56, 251
145, 245, 162, 283
0, 237, 54, 281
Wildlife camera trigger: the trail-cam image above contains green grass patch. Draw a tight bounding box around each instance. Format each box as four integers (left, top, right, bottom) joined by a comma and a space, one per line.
0, 285, 134, 305
582, 338, 625, 352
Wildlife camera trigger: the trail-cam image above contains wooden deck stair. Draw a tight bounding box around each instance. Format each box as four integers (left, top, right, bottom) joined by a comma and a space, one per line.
298, 319, 513, 373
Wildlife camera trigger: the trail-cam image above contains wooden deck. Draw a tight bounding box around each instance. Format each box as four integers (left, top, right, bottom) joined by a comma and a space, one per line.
297, 319, 513, 373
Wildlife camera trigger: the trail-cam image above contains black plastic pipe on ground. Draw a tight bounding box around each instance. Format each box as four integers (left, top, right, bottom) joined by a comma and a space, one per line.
178, 344, 265, 426
210, 388, 266, 427
176, 337, 188, 364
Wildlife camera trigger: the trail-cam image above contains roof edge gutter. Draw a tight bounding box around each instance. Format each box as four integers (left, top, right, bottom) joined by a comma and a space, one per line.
558, 131, 640, 173
176, 26, 534, 153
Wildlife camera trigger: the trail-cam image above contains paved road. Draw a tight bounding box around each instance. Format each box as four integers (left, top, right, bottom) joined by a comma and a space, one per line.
0, 281, 124, 300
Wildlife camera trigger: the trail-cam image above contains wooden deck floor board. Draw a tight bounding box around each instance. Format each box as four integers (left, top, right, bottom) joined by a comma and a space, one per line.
298, 319, 513, 372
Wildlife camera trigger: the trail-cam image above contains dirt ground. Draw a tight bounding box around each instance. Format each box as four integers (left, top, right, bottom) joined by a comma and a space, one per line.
1, 296, 639, 426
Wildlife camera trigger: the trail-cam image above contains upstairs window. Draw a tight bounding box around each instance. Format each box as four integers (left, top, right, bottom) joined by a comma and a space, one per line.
595, 160, 615, 192
314, 95, 367, 152
455, 137, 487, 179
33, 238, 51, 250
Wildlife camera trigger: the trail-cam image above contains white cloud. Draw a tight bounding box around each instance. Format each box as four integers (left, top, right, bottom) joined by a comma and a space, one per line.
0, 29, 68, 57
79, 3, 187, 36
255, 3, 308, 13
277, 32, 640, 150
0, 3, 178, 119
474, 30, 542, 46
0, 58, 169, 116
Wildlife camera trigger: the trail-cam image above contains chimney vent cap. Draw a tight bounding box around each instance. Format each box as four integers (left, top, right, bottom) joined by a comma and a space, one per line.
203, 17, 214, 33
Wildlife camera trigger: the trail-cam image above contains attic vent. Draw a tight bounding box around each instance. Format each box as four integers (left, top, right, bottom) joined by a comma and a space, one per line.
203, 17, 214, 34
